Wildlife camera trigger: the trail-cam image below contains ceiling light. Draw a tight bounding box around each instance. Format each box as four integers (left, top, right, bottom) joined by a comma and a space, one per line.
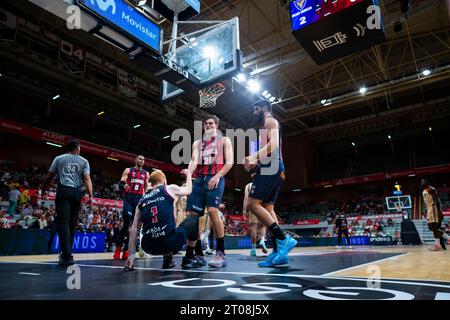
421, 69, 431, 76
133, 124, 141, 129
202, 46, 217, 58
52, 94, 60, 100
359, 87, 367, 94
46, 142, 62, 148
248, 79, 261, 93
236, 73, 246, 82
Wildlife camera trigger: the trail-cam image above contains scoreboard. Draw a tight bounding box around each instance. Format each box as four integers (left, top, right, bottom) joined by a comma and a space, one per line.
290, 0, 386, 65
291, 0, 365, 31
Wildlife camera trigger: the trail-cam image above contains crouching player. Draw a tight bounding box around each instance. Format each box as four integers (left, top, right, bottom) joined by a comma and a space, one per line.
124, 169, 200, 270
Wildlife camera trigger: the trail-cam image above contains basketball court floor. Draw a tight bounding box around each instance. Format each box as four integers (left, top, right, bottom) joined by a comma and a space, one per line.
1, 246, 449, 300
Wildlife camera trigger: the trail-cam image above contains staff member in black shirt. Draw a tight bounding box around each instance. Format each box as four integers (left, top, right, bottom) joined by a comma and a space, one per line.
42, 140, 94, 266
335, 214, 352, 249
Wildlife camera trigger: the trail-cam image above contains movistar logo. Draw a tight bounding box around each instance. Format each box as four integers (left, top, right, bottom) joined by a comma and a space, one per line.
90, 0, 116, 15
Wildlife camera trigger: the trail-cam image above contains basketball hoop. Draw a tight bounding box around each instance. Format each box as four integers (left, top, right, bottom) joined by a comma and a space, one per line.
199, 83, 225, 108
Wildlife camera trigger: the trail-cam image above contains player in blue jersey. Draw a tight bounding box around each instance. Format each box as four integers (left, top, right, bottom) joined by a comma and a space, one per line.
124, 169, 200, 270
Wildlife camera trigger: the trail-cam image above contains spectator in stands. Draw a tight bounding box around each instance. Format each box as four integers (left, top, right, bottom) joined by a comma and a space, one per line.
18, 189, 30, 206
21, 204, 32, 216
10, 219, 23, 229
0, 181, 9, 201
38, 214, 48, 229
46, 214, 57, 253
1, 171, 11, 183
7, 186, 20, 216
387, 218, 394, 227
30, 217, 41, 229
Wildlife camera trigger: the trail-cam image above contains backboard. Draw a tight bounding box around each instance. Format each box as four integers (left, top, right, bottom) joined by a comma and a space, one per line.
161, 17, 242, 102
386, 195, 412, 211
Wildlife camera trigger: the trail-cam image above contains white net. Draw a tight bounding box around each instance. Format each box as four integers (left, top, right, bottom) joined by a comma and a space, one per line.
199, 83, 225, 108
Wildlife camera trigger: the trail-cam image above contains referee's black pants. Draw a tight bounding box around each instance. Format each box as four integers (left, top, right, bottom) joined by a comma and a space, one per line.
55, 186, 83, 260
338, 228, 350, 246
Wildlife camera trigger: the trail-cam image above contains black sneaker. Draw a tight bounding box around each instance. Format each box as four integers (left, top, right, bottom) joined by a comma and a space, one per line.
440, 237, 447, 250
181, 257, 202, 269
58, 254, 74, 267
162, 256, 176, 269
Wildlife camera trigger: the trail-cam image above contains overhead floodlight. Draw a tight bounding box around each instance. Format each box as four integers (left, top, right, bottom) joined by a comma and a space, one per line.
248, 79, 261, 93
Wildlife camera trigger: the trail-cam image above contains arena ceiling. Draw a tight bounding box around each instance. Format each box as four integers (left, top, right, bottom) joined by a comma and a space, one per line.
1, 0, 450, 151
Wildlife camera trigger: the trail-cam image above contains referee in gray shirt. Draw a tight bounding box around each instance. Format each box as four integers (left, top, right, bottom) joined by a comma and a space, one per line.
42, 140, 94, 266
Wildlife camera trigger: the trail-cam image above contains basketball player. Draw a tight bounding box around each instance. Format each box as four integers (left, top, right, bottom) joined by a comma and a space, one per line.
114, 155, 150, 260
200, 207, 225, 256
41, 139, 94, 266
200, 213, 213, 255
421, 179, 448, 251
124, 169, 198, 270
243, 174, 268, 256
176, 183, 188, 227
243, 99, 297, 267
334, 214, 352, 249
182, 115, 234, 268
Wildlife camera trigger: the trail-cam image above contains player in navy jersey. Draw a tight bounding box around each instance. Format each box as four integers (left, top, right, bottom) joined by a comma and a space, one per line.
124, 169, 198, 270
243, 99, 297, 268
182, 115, 234, 268
114, 155, 150, 260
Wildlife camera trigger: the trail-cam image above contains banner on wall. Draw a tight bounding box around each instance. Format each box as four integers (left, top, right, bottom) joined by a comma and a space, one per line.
31, 189, 123, 208
59, 39, 86, 73
117, 69, 137, 97
0, 230, 105, 255
50, 232, 105, 253
369, 236, 394, 245
292, 219, 321, 225
0, 117, 181, 174
346, 214, 403, 221
311, 164, 450, 188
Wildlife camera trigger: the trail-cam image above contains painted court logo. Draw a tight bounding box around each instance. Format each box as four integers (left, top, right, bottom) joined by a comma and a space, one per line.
90, 0, 116, 15
293, 0, 307, 11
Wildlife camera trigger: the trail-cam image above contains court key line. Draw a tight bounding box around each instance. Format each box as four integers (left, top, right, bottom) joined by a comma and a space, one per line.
2, 260, 450, 289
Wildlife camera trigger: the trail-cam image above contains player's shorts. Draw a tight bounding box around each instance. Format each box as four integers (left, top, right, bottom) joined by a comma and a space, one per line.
247, 211, 260, 224
122, 193, 143, 218
186, 175, 225, 215
338, 228, 349, 237
141, 217, 197, 255
249, 160, 285, 205
141, 230, 185, 255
